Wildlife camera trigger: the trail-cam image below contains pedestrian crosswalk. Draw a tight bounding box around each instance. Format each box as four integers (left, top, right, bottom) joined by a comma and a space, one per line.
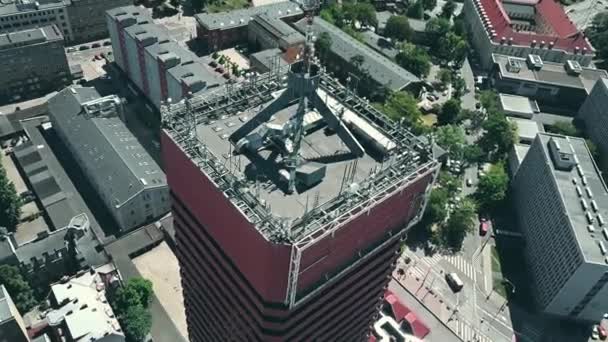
417, 253, 478, 281
452, 319, 493, 342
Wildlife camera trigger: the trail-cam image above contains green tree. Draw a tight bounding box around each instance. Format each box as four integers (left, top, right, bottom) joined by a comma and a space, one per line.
395, 43, 431, 78
442, 198, 476, 249
435, 124, 465, 158
586, 12, 608, 60
452, 76, 467, 98
0, 265, 36, 313
436, 32, 467, 65
441, 0, 457, 19
426, 188, 449, 223
479, 90, 499, 112
113, 277, 153, 315
315, 32, 332, 62
384, 16, 413, 42
425, 17, 451, 52
437, 69, 452, 88
463, 145, 484, 165
479, 111, 516, 157
123, 304, 152, 342
350, 54, 365, 70
546, 121, 581, 137
0, 158, 21, 232
476, 163, 509, 210
407, 0, 424, 19
422, 0, 437, 11
438, 99, 461, 125
438, 170, 460, 195
381, 91, 422, 125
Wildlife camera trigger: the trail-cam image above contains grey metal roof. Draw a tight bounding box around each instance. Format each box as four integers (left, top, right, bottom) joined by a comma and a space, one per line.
0, 25, 63, 50
360, 30, 398, 59
250, 48, 288, 70
252, 13, 304, 45
0, 238, 16, 265
0, 0, 68, 16
48, 87, 166, 207
195, 1, 303, 31
537, 133, 608, 264
295, 18, 420, 91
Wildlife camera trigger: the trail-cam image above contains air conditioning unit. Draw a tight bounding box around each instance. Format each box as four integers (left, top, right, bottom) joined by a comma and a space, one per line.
506, 57, 522, 73
526, 54, 543, 70
565, 60, 582, 75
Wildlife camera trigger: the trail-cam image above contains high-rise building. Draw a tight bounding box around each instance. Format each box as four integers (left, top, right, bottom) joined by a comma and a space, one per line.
512, 133, 608, 321
0, 285, 29, 342
578, 79, 608, 158
162, 41, 439, 340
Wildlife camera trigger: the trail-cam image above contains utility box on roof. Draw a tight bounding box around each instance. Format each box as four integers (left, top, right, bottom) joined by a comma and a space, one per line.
296, 162, 327, 187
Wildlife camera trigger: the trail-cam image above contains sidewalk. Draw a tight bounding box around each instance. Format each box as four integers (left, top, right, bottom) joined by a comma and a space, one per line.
393, 259, 493, 342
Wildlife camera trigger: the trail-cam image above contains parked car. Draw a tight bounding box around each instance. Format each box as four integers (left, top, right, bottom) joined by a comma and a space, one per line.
78, 45, 89, 51
445, 272, 464, 292
593, 325, 600, 340
599, 325, 607, 340
91, 43, 101, 48
103, 41, 112, 46
466, 178, 473, 187
480, 218, 489, 236
66, 47, 76, 53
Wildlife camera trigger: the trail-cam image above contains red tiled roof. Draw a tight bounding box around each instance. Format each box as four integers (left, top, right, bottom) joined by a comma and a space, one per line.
383, 290, 431, 339
404, 312, 431, 339
475, 0, 592, 52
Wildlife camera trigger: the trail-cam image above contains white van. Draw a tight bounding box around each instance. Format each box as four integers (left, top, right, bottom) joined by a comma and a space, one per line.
446, 272, 464, 292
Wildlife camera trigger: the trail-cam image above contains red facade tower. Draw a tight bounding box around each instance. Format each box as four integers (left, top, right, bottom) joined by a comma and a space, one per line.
161, 65, 439, 341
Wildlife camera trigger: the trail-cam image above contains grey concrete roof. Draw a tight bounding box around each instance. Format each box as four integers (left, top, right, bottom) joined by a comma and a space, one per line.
0, 0, 68, 16
195, 1, 303, 31
493, 54, 608, 93
537, 133, 608, 264
507, 117, 543, 142
252, 13, 304, 45
0, 25, 63, 50
500, 93, 537, 115
124, 22, 169, 44
48, 87, 166, 207
360, 30, 398, 60
295, 17, 420, 91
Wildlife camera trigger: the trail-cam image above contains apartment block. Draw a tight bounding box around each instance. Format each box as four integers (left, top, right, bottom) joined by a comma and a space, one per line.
0, 25, 70, 104
512, 133, 608, 321
578, 79, 608, 158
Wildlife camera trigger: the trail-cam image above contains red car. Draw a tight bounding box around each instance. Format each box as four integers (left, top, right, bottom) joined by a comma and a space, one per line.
599, 325, 607, 340
480, 218, 489, 236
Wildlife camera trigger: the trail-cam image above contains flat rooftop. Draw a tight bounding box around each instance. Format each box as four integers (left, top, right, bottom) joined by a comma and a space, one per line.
0, 25, 63, 50
499, 93, 538, 115
163, 70, 435, 243
494, 54, 608, 93
195, 1, 302, 31
538, 133, 608, 264
507, 117, 542, 142
0, 0, 68, 16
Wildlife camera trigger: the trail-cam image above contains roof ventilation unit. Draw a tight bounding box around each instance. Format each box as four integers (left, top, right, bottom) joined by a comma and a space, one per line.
526, 54, 543, 70
506, 58, 521, 73
548, 138, 576, 171
599, 241, 607, 255
565, 60, 582, 75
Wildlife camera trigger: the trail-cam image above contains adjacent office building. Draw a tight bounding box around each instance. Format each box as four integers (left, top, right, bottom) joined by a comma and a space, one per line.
195, 1, 304, 53
0, 285, 29, 342
106, 6, 223, 110
0, 0, 131, 43
248, 13, 305, 62
512, 133, 608, 321
0, 25, 70, 104
48, 87, 170, 232
492, 53, 608, 110
463, 0, 594, 69
578, 79, 608, 157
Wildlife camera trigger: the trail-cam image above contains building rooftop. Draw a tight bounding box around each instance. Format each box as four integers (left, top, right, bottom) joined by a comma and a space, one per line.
250, 48, 289, 70
499, 93, 538, 116
295, 17, 420, 91
507, 117, 543, 142
0, 25, 63, 50
471, 0, 592, 53
48, 87, 166, 207
47, 264, 123, 341
162, 65, 436, 244
195, 1, 303, 31
493, 54, 608, 93
252, 13, 305, 46
536, 133, 608, 264
0, 0, 68, 16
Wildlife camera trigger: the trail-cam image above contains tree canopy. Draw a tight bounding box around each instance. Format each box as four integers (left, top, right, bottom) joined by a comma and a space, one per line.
0, 157, 21, 232
426, 188, 449, 224
438, 99, 461, 125
440, 0, 457, 19
442, 198, 476, 249
112, 277, 154, 342
479, 111, 516, 158
407, 0, 425, 19
0, 265, 36, 313
546, 121, 581, 137
437, 69, 452, 88
123, 304, 152, 342
422, 0, 437, 11
476, 163, 509, 211
381, 91, 422, 124
586, 12, 608, 60
384, 15, 413, 42
435, 124, 466, 158
395, 43, 431, 78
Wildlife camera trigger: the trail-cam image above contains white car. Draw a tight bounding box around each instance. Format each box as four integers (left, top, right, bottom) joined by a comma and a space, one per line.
592, 325, 600, 340
466, 179, 473, 187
